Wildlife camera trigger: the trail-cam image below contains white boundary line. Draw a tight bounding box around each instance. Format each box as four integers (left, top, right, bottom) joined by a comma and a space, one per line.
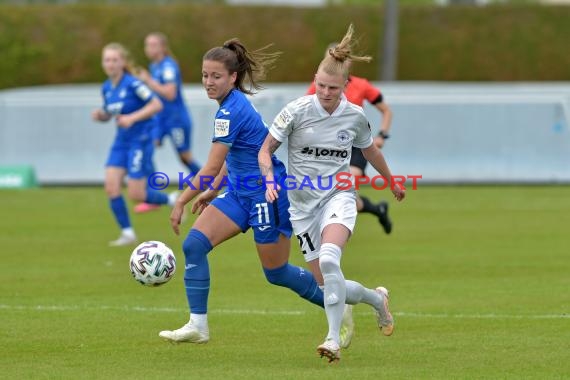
0, 304, 568, 320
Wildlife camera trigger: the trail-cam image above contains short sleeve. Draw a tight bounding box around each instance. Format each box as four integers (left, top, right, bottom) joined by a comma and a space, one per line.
362, 80, 382, 104
352, 116, 373, 149
132, 80, 154, 102
212, 114, 239, 147
161, 64, 177, 84
269, 104, 295, 142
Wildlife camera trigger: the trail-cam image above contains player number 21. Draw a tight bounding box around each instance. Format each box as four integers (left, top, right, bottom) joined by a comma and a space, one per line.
296, 232, 316, 255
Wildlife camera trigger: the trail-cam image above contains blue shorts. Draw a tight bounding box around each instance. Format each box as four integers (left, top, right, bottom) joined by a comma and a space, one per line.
154, 121, 192, 153
210, 188, 293, 244
105, 140, 154, 179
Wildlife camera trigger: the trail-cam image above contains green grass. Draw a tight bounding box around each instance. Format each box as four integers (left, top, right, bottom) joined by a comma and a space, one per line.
1, 185, 569, 379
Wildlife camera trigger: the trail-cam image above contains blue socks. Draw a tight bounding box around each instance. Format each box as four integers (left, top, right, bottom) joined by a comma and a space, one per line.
182, 229, 213, 314
186, 161, 201, 176
110, 196, 130, 229
144, 188, 169, 205
182, 228, 325, 315
263, 263, 324, 307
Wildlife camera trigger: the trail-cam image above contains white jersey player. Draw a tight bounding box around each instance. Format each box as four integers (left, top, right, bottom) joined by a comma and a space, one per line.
259, 24, 405, 364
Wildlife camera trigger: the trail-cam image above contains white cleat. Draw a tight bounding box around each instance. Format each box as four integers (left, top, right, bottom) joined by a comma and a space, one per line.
375, 286, 394, 336
159, 322, 209, 344
108, 232, 137, 247
339, 304, 354, 349
317, 339, 341, 363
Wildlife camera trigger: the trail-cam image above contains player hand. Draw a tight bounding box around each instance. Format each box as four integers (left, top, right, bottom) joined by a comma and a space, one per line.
116, 114, 135, 128
392, 182, 406, 201
265, 184, 280, 203
91, 109, 110, 122
170, 204, 184, 235
192, 190, 218, 214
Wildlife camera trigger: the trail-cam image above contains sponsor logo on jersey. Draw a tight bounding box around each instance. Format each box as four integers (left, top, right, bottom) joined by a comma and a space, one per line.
219, 108, 230, 116
163, 66, 176, 82
274, 108, 293, 129
300, 146, 349, 160
214, 118, 230, 137
257, 226, 271, 231
106, 101, 124, 115
135, 84, 152, 100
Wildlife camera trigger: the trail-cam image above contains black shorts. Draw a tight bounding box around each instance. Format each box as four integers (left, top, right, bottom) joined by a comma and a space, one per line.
350, 147, 367, 173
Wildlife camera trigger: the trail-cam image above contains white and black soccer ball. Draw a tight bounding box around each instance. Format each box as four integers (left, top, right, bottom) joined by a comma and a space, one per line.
129, 241, 176, 287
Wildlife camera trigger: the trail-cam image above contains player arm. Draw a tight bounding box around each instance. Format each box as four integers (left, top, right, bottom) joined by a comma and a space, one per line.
137, 68, 177, 101
171, 143, 228, 233
375, 101, 393, 136
373, 101, 393, 148
209, 161, 228, 192
146, 78, 177, 101
361, 144, 405, 201
258, 133, 282, 184
118, 97, 163, 128
177, 141, 228, 206
92, 108, 112, 122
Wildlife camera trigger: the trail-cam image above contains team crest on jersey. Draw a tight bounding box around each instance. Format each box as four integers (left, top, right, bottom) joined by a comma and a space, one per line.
274, 108, 293, 129
214, 119, 230, 137
337, 130, 351, 146
119, 89, 127, 99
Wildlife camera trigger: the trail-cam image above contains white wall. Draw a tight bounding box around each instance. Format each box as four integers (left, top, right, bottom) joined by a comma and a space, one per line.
1, 82, 569, 184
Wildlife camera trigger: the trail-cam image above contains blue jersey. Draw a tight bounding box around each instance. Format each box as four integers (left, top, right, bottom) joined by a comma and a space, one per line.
149, 56, 191, 128
101, 73, 156, 144
212, 89, 286, 196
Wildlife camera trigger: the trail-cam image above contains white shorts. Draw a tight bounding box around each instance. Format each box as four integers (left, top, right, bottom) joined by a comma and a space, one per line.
290, 191, 357, 262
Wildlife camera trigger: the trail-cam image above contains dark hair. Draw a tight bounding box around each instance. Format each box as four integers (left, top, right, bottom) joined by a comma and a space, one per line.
203, 38, 281, 95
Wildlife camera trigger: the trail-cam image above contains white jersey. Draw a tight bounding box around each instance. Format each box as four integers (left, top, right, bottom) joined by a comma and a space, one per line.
269, 94, 373, 213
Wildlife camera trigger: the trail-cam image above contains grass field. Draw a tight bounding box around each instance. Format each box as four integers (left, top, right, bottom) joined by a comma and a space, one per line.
1, 185, 569, 379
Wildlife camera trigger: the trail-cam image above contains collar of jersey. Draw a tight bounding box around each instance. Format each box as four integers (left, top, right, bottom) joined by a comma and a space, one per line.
312, 93, 348, 118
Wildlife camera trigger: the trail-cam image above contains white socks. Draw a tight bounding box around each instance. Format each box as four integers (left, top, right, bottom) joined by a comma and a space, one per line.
319, 243, 345, 344
121, 227, 135, 237
345, 280, 382, 310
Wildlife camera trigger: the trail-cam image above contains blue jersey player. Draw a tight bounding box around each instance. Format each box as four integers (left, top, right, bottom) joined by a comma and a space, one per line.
158, 39, 326, 345
134, 32, 202, 214
91, 43, 178, 247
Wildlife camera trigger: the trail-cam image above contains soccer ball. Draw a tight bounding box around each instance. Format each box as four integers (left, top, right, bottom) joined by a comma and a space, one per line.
129, 241, 176, 287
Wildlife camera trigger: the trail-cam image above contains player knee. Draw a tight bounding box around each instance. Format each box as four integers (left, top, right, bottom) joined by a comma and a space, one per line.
182, 229, 213, 262
126, 186, 145, 202
262, 264, 288, 287
319, 243, 342, 275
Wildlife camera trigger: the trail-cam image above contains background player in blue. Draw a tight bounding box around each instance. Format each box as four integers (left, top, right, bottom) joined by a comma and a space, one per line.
134, 32, 201, 214
91, 42, 177, 247
158, 38, 326, 344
